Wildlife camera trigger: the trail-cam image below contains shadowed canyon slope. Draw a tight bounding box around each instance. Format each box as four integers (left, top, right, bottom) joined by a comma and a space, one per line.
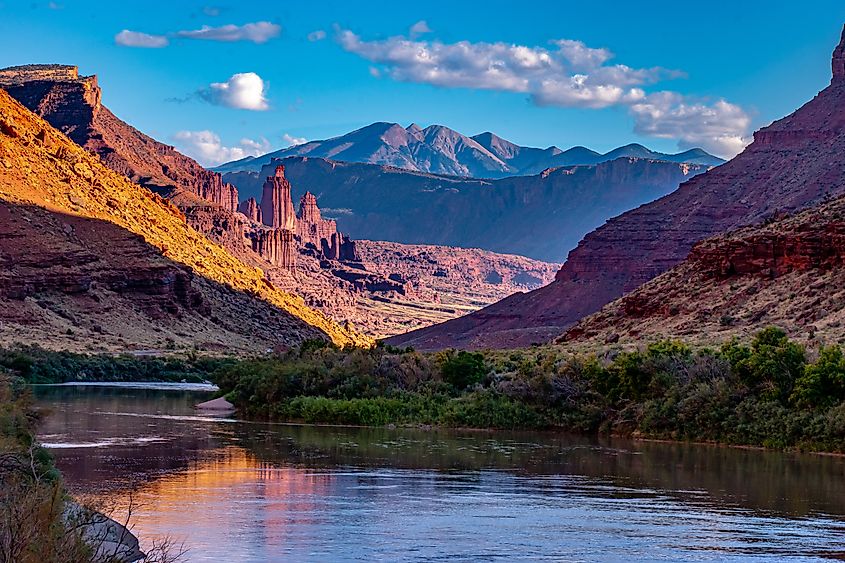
0, 86, 366, 352
215, 121, 723, 178
225, 156, 709, 263
0, 64, 558, 338
560, 194, 845, 347
387, 27, 845, 350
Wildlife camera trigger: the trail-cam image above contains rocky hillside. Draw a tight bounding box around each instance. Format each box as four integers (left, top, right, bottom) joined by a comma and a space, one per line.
0, 64, 239, 210
387, 25, 845, 350
560, 195, 845, 346
353, 241, 559, 336
226, 156, 709, 262
0, 64, 561, 338
0, 87, 366, 352
215, 121, 723, 178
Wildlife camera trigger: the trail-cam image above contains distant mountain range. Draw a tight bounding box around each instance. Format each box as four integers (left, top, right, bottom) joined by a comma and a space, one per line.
213, 122, 725, 178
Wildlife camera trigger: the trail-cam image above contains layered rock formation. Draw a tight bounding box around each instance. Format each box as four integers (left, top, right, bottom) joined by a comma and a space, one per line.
0, 64, 239, 211
387, 25, 845, 350
227, 156, 709, 262
237, 197, 262, 223
260, 165, 297, 230
560, 195, 845, 346
0, 87, 367, 351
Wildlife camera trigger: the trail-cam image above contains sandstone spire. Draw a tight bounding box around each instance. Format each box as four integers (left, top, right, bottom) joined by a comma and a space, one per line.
834, 24, 845, 81
238, 197, 262, 223
260, 165, 297, 230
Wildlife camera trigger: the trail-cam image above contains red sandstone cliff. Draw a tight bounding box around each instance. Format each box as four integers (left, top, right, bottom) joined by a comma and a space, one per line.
560, 195, 845, 346
0, 64, 239, 211
388, 25, 845, 350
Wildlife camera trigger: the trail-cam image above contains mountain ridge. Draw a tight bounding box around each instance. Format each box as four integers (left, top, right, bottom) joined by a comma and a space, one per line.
213, 121, 725, 177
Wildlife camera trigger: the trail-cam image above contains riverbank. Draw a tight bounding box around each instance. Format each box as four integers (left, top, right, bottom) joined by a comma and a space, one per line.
7, 328, 845, 453
215, 329, 845, 453
0, 377, 145, 562
0, 345, 234, 384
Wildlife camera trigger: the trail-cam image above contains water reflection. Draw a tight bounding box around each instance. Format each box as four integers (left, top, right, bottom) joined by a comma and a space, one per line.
32, 384, 845, 562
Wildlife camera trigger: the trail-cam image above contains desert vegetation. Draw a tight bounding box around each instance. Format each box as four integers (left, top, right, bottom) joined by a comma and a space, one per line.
215, 329, 845, 452
0, 346, 233, 384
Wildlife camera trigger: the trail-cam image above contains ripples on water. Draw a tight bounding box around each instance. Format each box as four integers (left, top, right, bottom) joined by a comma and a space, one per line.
31, 383, 845, 562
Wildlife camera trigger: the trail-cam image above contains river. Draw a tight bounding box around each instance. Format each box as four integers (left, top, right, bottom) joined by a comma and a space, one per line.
31, 383, 845, 562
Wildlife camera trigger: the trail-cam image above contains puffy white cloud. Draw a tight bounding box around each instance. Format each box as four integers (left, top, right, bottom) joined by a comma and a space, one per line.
308, 30, 327, 42
282, 133, 308, 147
337, 30, 658, 107
114, 30, 169, 48
409, 20, 432, 37
337, 29, 751, 157
173, 130, 270, 166
175, 21, 280, 43
199, 72, 269, 111
629, 93, 752, 157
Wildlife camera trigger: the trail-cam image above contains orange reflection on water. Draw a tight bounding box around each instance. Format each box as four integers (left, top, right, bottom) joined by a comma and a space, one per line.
103, 446, 334, 551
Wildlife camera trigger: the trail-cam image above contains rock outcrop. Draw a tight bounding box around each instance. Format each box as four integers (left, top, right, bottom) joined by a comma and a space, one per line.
250, 228, 297, 270
227, 156, 709, 262
0, 86, 367, 351
237, 197, 262, 223
560, 195, 845, 346
387, 24, 845, 350
0, 64, 239, 211
260, 165, 297, 230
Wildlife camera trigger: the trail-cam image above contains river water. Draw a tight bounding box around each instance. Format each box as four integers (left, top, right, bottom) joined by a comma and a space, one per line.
31, 384, 845, 562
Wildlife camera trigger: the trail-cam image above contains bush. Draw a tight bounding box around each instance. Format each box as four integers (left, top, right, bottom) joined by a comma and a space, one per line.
438, 350, 486, 392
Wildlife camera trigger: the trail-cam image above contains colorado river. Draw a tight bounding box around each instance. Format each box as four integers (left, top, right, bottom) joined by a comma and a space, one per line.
32, 384, 845, 562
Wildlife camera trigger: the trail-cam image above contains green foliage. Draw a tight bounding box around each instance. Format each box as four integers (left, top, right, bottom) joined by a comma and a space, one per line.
438, 350, 486, 392
792, 345, 845, 407
0, 345, 234, 384
196, 328, 845, 451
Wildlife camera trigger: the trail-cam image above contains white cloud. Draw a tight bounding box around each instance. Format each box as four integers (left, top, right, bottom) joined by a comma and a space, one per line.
173, 130, 270, 166
308, 30, 327, 42
175, 21, 280, 43
199, 72, 269, 111
409, 20, 432, 37
282, 133, 308, 147
116, 22, 280, 48
368, 66, 381, 78
337, 29, 751, 157
202, 6, 220, 16
115, 30, 169, 48
629, 93, 752, 157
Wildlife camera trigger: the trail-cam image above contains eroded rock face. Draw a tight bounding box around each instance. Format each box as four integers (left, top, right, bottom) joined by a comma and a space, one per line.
388, 25, 845, 350
0, 64, 239, 211
250, 229, 296, 270
238, 197, 262, 223
560, 197, 845, 346
260, 165, 297, 230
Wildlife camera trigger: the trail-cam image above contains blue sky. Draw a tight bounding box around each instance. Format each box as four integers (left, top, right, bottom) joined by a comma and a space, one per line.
1, 1, 844, 165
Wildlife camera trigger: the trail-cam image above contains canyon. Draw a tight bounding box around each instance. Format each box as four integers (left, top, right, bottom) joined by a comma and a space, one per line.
224, 156, 709, 263
0, 64, 559, 337
0, 85, 365, 352
387, 25, 845, 350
